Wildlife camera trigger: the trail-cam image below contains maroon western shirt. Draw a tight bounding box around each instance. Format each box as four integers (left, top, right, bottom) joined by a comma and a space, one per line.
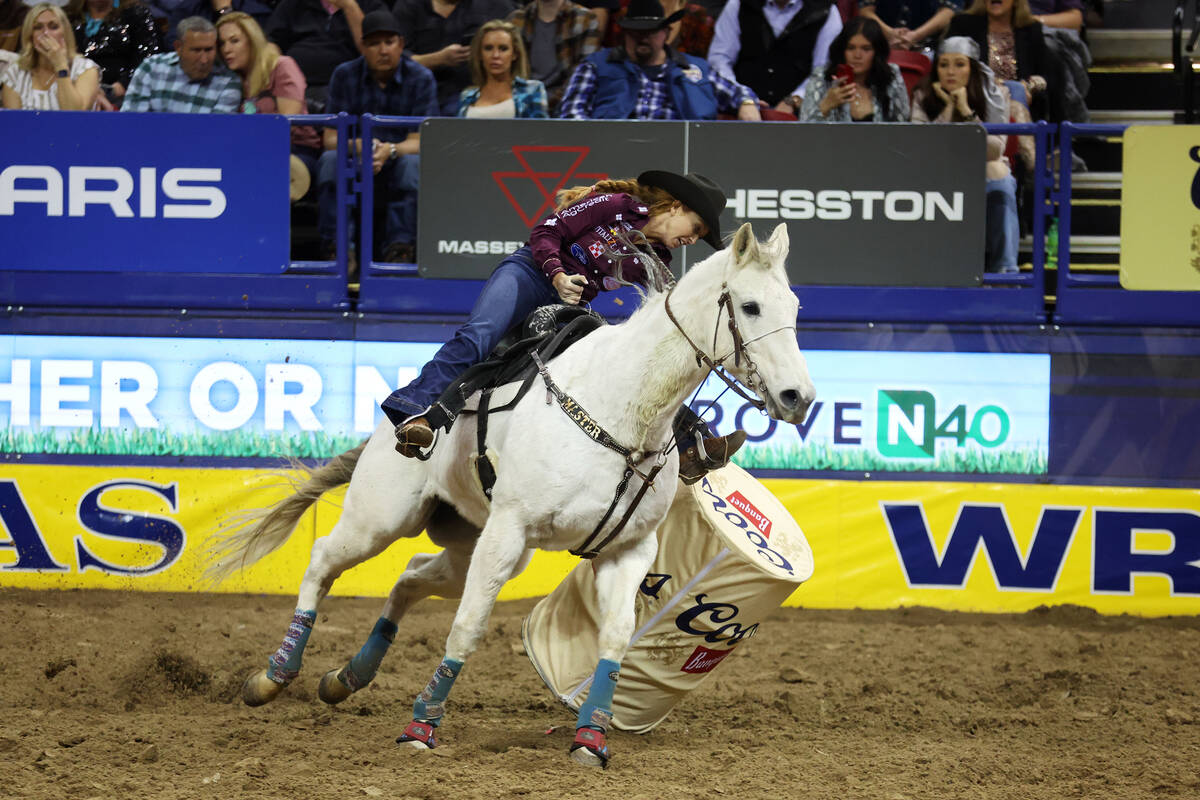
527, 192, 673, 303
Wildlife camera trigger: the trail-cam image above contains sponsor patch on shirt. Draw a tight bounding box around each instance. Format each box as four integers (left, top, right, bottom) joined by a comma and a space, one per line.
570, 242, 589, 265
602, 276, 622, 291
588, 241, 606, 259
682, 65, 703, 84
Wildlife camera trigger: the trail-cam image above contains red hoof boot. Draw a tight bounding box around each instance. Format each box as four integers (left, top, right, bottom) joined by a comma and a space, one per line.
396, 720, 438, 749
568, 727, 609, 768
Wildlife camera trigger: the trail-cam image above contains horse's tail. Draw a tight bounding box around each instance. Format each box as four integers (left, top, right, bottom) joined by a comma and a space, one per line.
202, 441, 368, 585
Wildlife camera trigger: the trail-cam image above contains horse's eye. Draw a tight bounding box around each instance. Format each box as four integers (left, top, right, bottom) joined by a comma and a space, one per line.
741, 302, 761, 317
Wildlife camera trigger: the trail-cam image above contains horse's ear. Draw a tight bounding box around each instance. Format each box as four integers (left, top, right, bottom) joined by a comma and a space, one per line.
767, 222, 789, 257
730, 222, 757, 267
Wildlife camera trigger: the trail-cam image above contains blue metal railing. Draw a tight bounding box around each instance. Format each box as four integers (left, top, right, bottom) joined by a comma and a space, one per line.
287, 112, 355, 283
1054, 121, 1200, 326
358, 113, 424, 278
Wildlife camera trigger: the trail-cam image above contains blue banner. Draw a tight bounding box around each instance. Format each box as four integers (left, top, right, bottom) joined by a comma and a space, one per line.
694, 351, 1050, 474
0, 335, 1049, 474
0, 111, 289, 274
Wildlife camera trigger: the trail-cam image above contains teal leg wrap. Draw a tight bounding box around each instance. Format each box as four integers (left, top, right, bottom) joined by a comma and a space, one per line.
577, 658, 620, 732
412, 657, 463, 727
343, 617, 398, 691
267, 609, 316, 684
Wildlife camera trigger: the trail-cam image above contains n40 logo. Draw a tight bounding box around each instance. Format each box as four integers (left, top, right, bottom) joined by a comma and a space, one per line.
877, 389, 1008, 458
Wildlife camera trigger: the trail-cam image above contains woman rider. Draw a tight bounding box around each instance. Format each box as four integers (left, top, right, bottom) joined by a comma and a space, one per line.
382, 170, 746, 482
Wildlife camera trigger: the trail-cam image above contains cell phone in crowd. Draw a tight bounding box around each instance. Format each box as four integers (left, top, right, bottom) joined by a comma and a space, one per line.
835, 63, 855, 84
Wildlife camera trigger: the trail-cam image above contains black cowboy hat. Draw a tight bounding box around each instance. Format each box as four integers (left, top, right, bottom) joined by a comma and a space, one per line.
361, 9, 403, 39
619, 0, 686, 30
638, 170, 727, 249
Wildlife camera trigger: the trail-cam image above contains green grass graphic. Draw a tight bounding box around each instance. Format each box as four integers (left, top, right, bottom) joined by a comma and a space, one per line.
0, 428, 365, 459
735, 441, 1047, 474
2, 428, 1045, 474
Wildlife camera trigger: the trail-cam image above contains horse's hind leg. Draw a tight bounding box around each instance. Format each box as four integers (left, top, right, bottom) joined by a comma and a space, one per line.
317, 544, 473, 704
396, 509, 529, 749
569, 531, 659, 768
243, 450, 436, 706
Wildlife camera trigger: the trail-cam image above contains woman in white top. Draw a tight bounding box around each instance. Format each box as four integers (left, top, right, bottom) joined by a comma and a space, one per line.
1, 3, 99, 110
456, 20, 548, 119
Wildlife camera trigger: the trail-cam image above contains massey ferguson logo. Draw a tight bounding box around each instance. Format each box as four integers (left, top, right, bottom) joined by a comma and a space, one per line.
491, 146, 607, 227
727, 491, 771, 537
680, 644, 734, 674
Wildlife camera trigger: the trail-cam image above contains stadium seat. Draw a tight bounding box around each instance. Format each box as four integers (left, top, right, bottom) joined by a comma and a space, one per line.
889, 50, 932, 100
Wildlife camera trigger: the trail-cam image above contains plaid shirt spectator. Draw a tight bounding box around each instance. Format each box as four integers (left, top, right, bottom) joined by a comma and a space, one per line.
508, 0, 600, 109
457, 76, 549, 117
122, 52, 241, 112
325, 52, 438, 141
558, 48, 755, 119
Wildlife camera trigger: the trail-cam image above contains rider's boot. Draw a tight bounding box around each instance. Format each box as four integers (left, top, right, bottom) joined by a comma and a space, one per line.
395, 416, 435, 458
678, 429, 747, 485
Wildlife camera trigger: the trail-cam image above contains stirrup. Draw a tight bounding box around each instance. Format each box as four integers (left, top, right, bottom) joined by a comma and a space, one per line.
396, 720, 438, 749
679, 429, 747, 485
568, 727, 609, 768
395, 418, 435, 460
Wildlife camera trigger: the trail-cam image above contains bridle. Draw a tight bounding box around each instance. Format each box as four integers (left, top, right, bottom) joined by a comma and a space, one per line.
663, 282, 796, 413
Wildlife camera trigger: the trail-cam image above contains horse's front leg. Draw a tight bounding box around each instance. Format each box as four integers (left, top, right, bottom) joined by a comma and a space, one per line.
570, 530, 660, 768
396, 509, 529, 749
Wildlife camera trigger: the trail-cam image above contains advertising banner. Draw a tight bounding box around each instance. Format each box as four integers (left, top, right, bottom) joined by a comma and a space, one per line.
1120, 124, 1200, 291
767, 478, 1200, 617
0, 111, 289, 274
3, 463, 1198, 617
418, 119, 684, 279
0, 463, 576, 599
417, 120, 983, 286
0, 334, 439, 458
704, 350, 1050, 475
689, 122, 985, 287
0, 336, 1047, 474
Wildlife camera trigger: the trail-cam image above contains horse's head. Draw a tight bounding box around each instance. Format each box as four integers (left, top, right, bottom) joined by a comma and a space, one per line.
711, 222, 815, 424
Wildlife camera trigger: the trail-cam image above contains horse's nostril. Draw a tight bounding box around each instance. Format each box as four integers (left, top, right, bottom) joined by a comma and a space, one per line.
780, 389, 800, 409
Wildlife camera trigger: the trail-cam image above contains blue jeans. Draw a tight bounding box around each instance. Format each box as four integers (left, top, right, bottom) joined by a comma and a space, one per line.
986, 173, 1019, 273
317, 149, 420, 248
381, 247, 560, 423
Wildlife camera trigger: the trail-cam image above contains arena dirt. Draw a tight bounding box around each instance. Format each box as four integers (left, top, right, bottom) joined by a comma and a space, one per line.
4, 588, 1199, 799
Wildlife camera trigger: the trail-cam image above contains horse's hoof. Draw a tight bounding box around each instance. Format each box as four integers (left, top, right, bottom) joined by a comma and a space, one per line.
568, 728, 609, 769
399, 739, 432, 751
569, 746, 606, 768
318, 667, 354, 705
241, 669, 286, 707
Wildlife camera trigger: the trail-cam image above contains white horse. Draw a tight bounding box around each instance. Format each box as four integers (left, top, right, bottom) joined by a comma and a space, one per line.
207, 222, 815, 768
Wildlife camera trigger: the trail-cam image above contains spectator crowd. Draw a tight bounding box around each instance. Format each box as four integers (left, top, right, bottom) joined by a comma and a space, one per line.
1, 0, 1095, 272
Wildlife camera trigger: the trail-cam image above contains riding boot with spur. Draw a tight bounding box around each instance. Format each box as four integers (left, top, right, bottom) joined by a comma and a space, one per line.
395, 416, 435, 458
678, 429, 748, 485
